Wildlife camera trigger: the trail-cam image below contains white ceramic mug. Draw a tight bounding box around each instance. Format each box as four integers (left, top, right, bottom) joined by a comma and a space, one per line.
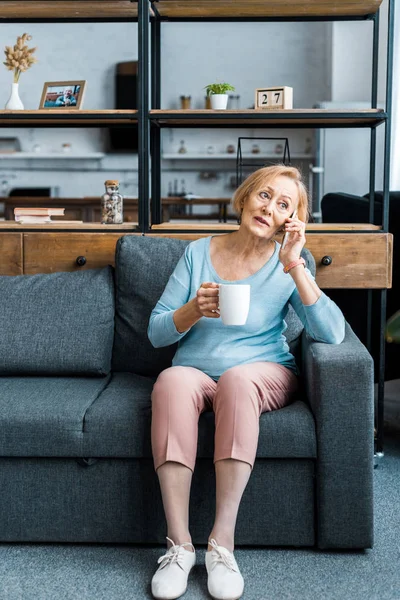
219, 284, 250, 326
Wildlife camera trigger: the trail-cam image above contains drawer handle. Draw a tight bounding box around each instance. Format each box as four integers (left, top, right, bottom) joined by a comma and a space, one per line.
321, 255, 332, 266
76, 256, 87, 267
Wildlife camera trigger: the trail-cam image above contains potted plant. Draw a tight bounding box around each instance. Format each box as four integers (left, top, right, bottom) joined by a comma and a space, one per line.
204, 82, 235, 110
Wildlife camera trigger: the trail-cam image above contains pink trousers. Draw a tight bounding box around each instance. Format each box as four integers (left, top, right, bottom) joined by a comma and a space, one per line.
151, 362, 299, 473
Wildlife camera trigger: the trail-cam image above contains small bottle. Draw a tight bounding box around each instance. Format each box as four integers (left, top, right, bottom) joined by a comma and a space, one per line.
180, 179, 186, 197
178, 140, 187, 154
101, 180, 123, 224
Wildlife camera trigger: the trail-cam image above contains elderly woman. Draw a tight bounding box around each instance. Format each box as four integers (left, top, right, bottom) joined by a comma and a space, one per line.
148, 165, 345, 600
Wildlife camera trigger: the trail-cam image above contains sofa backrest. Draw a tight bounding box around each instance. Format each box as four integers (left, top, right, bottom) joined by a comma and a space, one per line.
0, 266, 115, 376
112, 235, 315, 377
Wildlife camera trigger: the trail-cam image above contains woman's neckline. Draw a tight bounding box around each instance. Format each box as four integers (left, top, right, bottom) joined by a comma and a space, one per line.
206, 235, 278, 283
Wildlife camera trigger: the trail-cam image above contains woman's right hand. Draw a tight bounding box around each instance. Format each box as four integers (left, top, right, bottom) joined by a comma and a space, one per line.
193, 282, 220, 318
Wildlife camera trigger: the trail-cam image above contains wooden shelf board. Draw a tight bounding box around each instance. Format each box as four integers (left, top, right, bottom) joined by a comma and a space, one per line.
154, 1, 382, 19
0, 110, 138, 126
162, 153, 313, 160
0, 1, 140, 20
0, 153, 105, 160
0, 222, 139, 231
151, 222, 382, 231
150, 109, 386, 128
0, 1, 382, 20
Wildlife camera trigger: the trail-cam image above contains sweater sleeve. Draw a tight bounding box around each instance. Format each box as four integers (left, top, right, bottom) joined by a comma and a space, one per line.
147, 246, 193, 348
288, 267, 346, 344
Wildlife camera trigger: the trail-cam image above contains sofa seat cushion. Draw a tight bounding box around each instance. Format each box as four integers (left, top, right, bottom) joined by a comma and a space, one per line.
0, 266, 115, 376
0, 375, 111, 456
82, 373, 317, 458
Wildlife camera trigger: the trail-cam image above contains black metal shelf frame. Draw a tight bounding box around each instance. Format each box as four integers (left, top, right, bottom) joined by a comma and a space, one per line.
141, 0, 395, 458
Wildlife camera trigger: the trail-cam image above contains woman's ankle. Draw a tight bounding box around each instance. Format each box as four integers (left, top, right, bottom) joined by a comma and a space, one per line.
167, 533, 194, 551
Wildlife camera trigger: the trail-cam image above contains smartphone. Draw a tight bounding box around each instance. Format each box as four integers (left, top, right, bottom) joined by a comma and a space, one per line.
281, 209, 298, 250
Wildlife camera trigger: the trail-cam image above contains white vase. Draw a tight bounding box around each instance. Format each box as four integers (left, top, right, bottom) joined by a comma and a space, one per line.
5, 82, 24, 110
210, 94, 228, 110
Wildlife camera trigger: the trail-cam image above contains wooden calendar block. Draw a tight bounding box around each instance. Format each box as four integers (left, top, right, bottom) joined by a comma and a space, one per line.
255, 87, 293, 109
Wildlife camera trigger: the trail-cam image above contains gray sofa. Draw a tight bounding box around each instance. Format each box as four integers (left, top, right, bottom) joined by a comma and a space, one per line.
0, 235, 374, 549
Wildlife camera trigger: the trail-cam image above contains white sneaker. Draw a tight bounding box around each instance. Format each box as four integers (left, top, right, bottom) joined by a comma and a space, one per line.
151, 536, 196, 600
205, 539, 244, 600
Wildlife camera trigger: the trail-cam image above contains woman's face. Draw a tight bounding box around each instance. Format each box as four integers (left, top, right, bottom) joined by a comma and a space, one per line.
240, 175, 299, 239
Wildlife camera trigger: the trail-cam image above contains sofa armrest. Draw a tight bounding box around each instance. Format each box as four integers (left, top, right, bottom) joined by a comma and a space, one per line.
301, 322, 374, 549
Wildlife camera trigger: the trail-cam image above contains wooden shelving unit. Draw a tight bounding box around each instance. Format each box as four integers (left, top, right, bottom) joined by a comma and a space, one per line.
0, 0, 393, 455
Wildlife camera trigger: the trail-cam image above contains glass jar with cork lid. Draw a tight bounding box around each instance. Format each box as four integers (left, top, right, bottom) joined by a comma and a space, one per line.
101, 180, 123, 224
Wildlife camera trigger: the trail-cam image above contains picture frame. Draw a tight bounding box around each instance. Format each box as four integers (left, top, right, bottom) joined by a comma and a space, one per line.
255, 86, 293, 110
39, 80, 87, 109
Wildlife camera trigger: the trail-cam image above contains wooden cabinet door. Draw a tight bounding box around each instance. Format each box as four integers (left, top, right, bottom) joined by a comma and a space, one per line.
0, 233, 23, 275
23, 233, 140, 274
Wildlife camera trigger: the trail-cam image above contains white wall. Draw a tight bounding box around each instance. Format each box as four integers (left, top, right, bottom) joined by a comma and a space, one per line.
326, 0, 398, 194
331, 0, 388, 103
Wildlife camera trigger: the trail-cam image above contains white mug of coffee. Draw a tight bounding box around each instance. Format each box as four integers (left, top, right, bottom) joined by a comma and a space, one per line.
218, 284, 250, 326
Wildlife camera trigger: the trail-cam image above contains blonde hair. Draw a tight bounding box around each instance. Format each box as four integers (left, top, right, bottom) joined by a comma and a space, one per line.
232, 164, 310, 224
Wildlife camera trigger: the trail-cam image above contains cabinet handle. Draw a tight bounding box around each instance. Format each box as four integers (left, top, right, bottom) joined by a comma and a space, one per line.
321, 255, 332, 266
76, 256, 87, 267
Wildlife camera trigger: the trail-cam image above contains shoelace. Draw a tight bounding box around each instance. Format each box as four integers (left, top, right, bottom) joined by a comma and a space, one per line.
157, 537, 195, 572
208, 538, 238, 572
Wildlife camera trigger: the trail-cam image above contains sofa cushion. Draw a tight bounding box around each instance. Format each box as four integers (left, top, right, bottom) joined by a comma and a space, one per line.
83, 373, 316, 459
112, 235, 315, 377
112, 236, 190, 376
0, 375, 111, 456
0, 267, 114, 376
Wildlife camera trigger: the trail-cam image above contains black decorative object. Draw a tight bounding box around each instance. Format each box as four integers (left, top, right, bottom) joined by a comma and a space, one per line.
236, 137, 291, 188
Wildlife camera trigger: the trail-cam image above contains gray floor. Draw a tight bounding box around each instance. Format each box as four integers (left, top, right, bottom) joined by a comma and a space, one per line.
1, 433, 399, 600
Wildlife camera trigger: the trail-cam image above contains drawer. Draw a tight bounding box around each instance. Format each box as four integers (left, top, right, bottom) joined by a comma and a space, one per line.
147, 232, 393, 289
23, 233, 140, 274
0, 233, 23, 275
305, 233, 392, 289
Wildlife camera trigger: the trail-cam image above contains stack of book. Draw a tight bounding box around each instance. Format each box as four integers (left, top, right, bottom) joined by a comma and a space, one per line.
14, 207, 66, 223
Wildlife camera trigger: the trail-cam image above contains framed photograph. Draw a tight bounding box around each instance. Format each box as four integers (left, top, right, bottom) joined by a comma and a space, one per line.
39, 80, 87, 109
255, 86, 293, 110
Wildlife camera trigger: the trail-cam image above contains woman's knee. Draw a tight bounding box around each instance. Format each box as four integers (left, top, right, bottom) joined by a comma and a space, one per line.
217, 364, 255, 394
152, 366, 188, 393
151, 366, 209, 413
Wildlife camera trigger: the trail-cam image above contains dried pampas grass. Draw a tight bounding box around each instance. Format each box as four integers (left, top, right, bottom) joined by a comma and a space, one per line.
3, 33, 38, 83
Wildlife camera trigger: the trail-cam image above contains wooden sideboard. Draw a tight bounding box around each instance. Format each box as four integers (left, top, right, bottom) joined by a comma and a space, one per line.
0, 223, 392, 290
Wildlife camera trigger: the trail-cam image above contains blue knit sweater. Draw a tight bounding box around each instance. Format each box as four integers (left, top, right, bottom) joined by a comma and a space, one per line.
148, 237, 345, 379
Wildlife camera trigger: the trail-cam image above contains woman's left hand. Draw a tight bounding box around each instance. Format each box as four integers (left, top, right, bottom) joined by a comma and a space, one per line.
279, 216, 306, 267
